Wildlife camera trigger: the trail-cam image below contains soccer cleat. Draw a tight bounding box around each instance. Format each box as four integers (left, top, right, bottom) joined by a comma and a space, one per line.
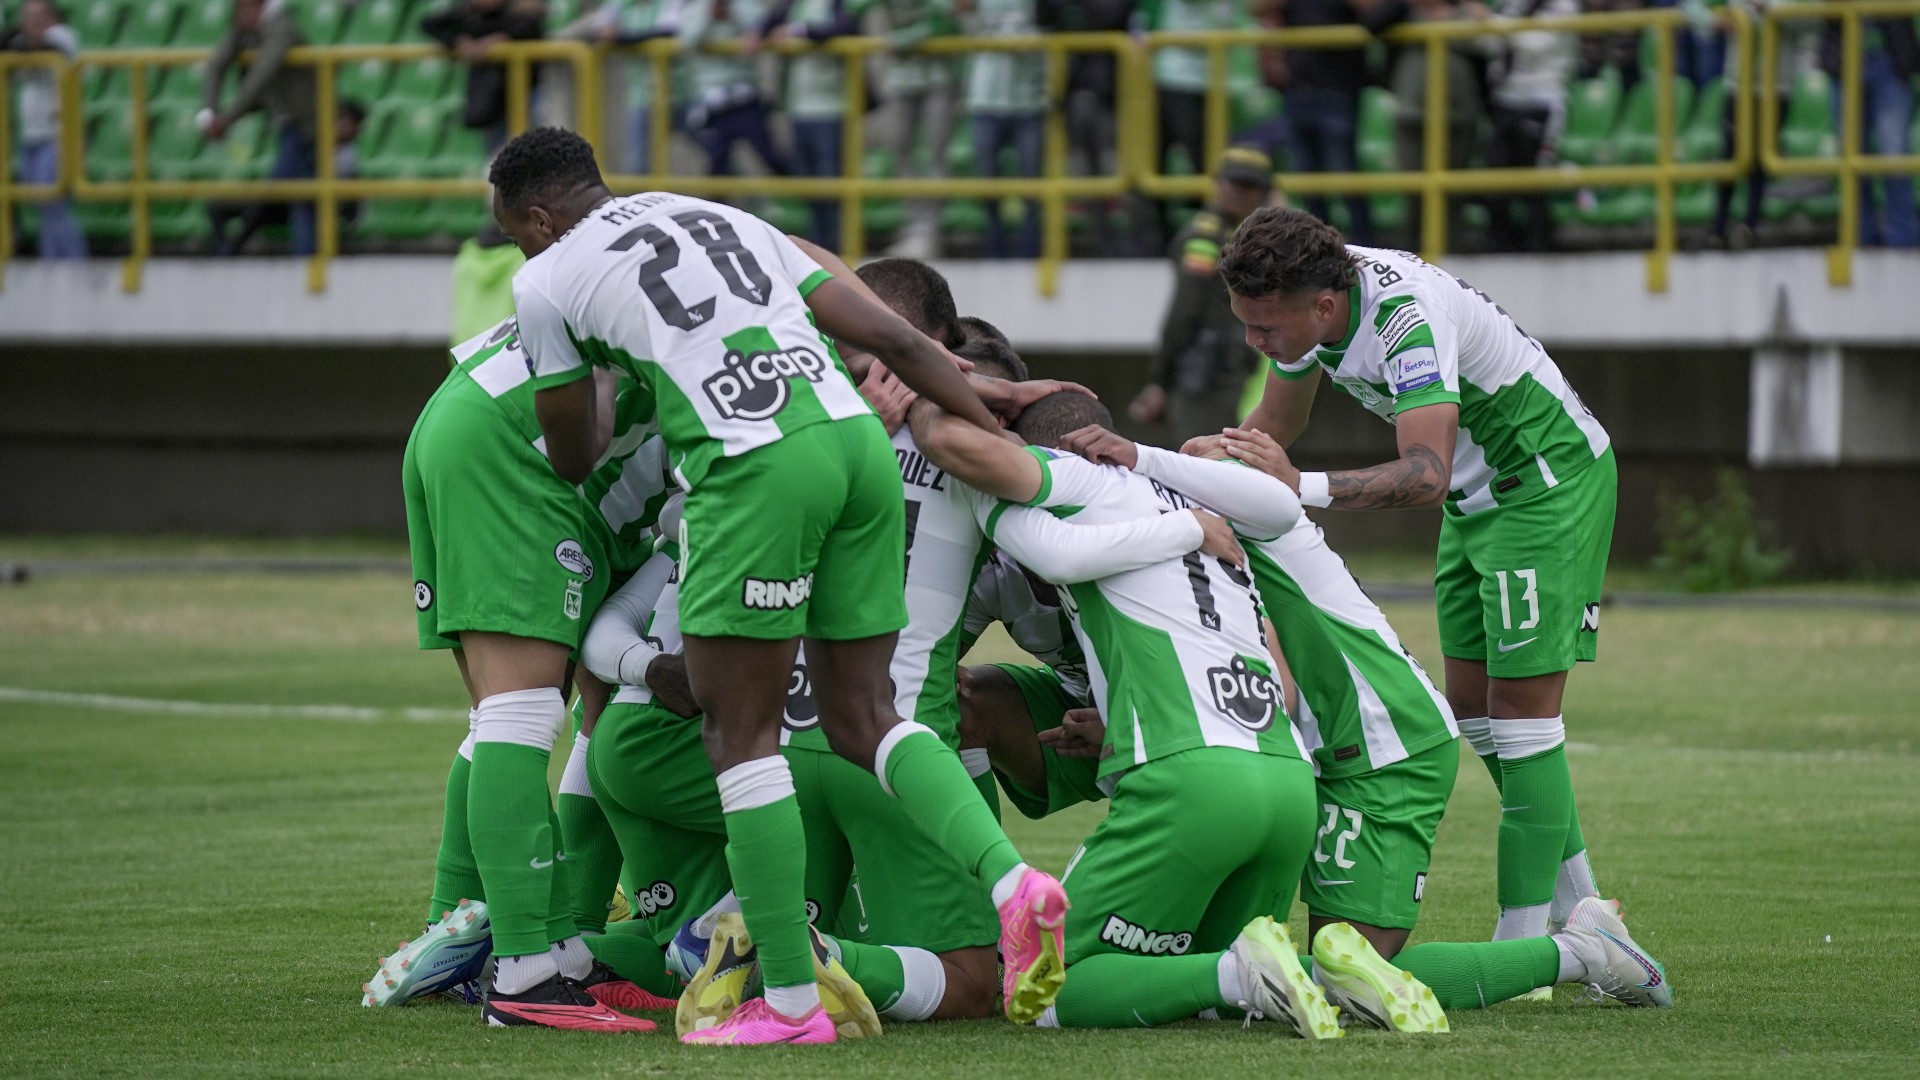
362, 898, 493, 1007
1228, 917, 1344, 1040
483, 974, 658, 1031
1560, 897, 1673, 1008
998, 869, 1069, 1023
579, 960, 678, 1012
665, 917, 709, 986
607, 884, 633, 925
806, 924, 882, 1039
1513, 986, 1554, 1003
675, 912, 759, 1037
680, 998, 835, 1046
1309, 923, 1450, 1033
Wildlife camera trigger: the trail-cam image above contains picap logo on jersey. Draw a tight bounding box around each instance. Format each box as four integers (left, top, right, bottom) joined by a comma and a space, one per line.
632, 880, 677, 917
414, 581, 433, 611
804, 899, 822, 926
703, 345, 830, 422
554, 539, 595, 581
743, 573, 813, 611
1582, 603, 1601, 634
1207, 655, 1282, 732
1098, 914, 1193, 956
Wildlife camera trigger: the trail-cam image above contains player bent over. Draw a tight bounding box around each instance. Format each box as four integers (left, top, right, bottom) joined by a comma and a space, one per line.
490, 128, 1069, 1044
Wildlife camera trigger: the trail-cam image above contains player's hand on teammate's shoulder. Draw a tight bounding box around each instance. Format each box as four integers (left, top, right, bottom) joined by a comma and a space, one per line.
1059, 424, 1137, 469
1191, 510, 1246, 570
1181, 432, 1228, 460
1220, 427, 1301, 491
971, 376, 1097, 424
1041, 708, 1107, 758
644, 653, 701, 718
859, 362, 919, 436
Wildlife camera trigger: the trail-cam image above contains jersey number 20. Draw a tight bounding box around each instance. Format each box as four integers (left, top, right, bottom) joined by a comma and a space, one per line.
607, 210, 774, 331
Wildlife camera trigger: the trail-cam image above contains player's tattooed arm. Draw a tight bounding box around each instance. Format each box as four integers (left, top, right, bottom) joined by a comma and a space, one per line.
644, 654, 700, 718
1324, 403, 1457, 510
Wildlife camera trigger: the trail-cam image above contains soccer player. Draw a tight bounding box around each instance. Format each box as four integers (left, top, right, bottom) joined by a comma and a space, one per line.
909, 389, 1353, 1036
377, 316, 657, 1031
488, 127, 1069, 1045
1219, 208, 1619, 954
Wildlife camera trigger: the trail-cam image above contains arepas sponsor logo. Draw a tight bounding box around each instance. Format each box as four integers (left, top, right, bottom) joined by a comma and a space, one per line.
554, 539, 595, 581
1207, 655, 1282, 732
703, 345, 831, 421
743, 572, 814, 611
1099, 914, 1193, 956
633, 880, 677, 917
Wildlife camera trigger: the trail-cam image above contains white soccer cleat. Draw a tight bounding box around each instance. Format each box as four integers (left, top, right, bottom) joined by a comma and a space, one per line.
1227, 917, 1344, 1039
1560, 897, 1673, 1008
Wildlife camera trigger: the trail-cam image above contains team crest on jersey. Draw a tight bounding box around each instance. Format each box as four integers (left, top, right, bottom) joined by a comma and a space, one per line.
703, 345, 831, 421
554, 539, 595, 581
563, 579, 583, 620
1333, 374, 1389, 414
1099, 914, 1193, 956
414, 581, 433, 611
744, 573, 813, 611
1206, 655, 1281, 732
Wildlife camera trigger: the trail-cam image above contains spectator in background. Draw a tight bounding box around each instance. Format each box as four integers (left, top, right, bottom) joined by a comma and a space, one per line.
421, 0, 546, 155
881, 0, 961, 259
962, 0, 1046, 257
1142, 0, 1239, 236
201, 0, 318, 255
1128, 147, 1274, 441
1040, 0, 1133, 254
753, 0, 867, 249
681, 0, 791, 177
1244, 0, 1374, 244
1713, 0, 1817, 248
1484, 0, 1577, 252
1370, 0, 1493, 244
564, 0, 688, 175
208, 100, 364, 255
3, 0, 85, 259
1822, 5, 1917, 248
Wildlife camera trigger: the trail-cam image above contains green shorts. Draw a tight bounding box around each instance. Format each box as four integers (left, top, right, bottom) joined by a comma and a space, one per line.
1435, 449, 1617, 678
403, 370, 607, 651
787, 747, 999, 956
678, 415, 908, 641
587, 698, 733, 951
1063, 748, 1317, 966
1298, 740, 1459, 931
988, 664, 1104, 821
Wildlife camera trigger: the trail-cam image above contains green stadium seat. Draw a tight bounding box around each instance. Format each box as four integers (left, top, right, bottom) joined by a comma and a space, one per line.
1588, 74, 1696, 227
146, 102, 205, 173
355, 158, 437, 239
343, 0, 411, 45
174, 0, 233, 47
427, 196, 492, 238
76, 201, 132, 244
546, 0, 584, 31
1775, 68, 1837, 221
340, 59, 394, 105
297, 0, 354, 45
860, 148, 906, 237
119, 0, 184, 48
85, 108, 136, 183
150, 200, 211, 244
366, 102, 450, 166
1558, 67, 1625, 168
215, 113, 273, 178
71, 0, 125, 48
392, 0, 437, 43
938, 199, 988, 236
85, 66, 129, 105
432, 124, 488, 174
389, 55, 456, 105
761, 197, 809, 237
1355, 86, 1405, 234
1675, 77, 1727, 227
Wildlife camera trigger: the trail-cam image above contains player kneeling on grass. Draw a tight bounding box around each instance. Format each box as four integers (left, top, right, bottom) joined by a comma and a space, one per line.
909, 389, 1353, 1035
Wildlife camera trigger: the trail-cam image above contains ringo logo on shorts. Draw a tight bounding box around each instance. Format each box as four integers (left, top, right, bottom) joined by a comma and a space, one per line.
554, 539, 595, 581
703, 346, 830, 422
1207, 655, 1281, 732
743, 573, 813, 611
1098, 914, 1193, 956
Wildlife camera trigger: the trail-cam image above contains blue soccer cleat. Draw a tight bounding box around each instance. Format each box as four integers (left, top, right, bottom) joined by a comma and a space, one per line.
362, 898, 493, 1007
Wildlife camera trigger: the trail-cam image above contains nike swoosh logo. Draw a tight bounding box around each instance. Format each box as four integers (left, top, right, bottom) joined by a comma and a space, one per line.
1497, 637, 1538, 653
1314, 878, 1355, 887
1500, 805, 1531, 813
530, 857, 554, 869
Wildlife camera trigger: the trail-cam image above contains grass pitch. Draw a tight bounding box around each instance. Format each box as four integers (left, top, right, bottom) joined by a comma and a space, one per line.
1, 556, 1917, 1078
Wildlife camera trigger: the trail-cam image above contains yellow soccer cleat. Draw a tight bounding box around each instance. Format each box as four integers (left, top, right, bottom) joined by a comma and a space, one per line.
807, 924, 882, 1039
1228, 917, 1344, 1039
674, 912, 758, 1037
1309, 922, 1450, 1033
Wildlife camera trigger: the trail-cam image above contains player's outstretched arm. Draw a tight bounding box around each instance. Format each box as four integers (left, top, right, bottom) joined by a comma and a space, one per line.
1221, 403, 1458, 511
908, 398, 1044, 502
805, 278, 1001, 432
580, 549, 676, 687
991, 503, 1241, 586
1061, 424, 1302, 539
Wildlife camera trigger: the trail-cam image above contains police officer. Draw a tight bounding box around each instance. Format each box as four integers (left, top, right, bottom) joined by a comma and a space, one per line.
1128, 147, 1276, 442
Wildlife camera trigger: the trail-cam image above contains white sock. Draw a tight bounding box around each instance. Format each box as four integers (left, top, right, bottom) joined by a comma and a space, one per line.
990, 863, 1031, 908
1035, 1005, 1060, 1028
958, 746, 992, 778
550, 935, 592, 980
879, 946, 947, 1022
1495, 903, 1552, 941
692, 891, 741, 939
1456, 715, 1496, 759
715, 756, 796, 813
493, 950, 560, 995
764, 982, 822, 1018
1551, 850, 1600, 928
1196, 1007, 1222, 1021
1215, 951, 1245, 1006
472, 687, 568, 751
558, 733, 593, 799
1552, 935, 1584, 983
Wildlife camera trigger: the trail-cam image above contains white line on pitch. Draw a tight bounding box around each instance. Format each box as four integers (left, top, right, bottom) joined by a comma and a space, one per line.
0, 687, 465, 723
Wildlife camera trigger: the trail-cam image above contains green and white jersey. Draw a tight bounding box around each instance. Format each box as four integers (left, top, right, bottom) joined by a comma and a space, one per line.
1244, 516, 1457, 780
989, 449, 1309, 783
782, 427, 992, 750
1270, 246, 1611, 515
448, 315, 549, 442
580, 384, 677, 577
1146, 0, 1237, 92
963, 552, 1090, 703
513, 193, 873, 492
963, 0, 1045, 114
611, 538, 687, 708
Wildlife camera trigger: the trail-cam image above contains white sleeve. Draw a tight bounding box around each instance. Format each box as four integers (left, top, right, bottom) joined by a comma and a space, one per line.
759, 219, 831, 294
511, 273, 593, 389
1131, 444, 1302, 541
989, 505, 1205, 585
962, 563, 999, 640
580, 551, 677, 686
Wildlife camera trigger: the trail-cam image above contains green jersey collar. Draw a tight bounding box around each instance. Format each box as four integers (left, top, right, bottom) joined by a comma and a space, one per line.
1326, 284, 1363, 354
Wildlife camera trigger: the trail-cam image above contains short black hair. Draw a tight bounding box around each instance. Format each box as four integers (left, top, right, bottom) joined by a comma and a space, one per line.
1012, 391, 1113, 450
955, 337, 1028, 383
488, 127, 605, 216
856, 258, 962, 347
1218, 206, 1358, 300
958, 314, 1009, 346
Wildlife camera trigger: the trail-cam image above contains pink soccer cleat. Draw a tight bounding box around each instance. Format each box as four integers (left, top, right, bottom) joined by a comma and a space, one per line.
679, 998, 836, 1046
998, 869, 1069, 1023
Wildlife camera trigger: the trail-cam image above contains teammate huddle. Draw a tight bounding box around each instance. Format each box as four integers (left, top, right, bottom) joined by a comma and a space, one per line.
367, 128, 1670, 1046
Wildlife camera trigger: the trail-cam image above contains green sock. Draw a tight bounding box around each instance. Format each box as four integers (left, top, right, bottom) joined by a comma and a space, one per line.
467, 741, 555, 957
558, 791, 623, 934
974, 770, 1003, 823
1563, 797, 1586, 860
583, 921, 682, 997
1497, 744, 1576, 908
881, 727, 1022, 885
828, 937, 907, 1016
1393, 938, 1561, 1010
427, 750, 483, 923
1477, 750, 1504, 792
1053, 952, 1225, 1028
543, 806, 577, 943
723, 795, 814, 989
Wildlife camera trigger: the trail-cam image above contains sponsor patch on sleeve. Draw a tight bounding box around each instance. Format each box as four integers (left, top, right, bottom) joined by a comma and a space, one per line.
1388, 348, 1443, 394
1375, 299, 1427, 356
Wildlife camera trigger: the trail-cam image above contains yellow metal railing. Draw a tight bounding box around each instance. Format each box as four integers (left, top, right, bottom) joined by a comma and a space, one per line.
7, 7, 1907, 296
1762, 0, 1920, 287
